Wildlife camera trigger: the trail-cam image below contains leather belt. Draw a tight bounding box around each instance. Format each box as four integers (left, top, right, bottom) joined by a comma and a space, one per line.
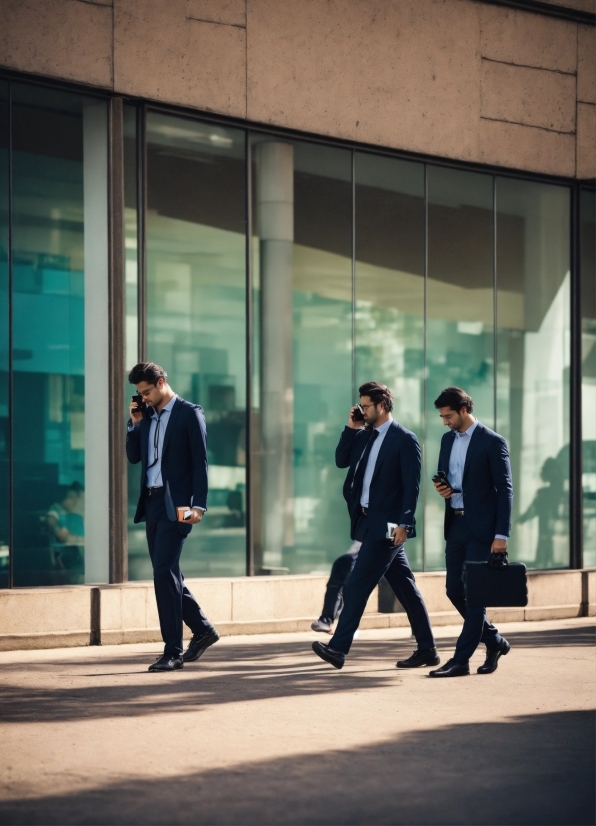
146, 486, 164, 497
452, 509, 465, 516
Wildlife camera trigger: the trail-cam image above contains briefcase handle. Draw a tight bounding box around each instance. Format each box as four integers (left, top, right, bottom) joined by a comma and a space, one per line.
488, 551, 508, 569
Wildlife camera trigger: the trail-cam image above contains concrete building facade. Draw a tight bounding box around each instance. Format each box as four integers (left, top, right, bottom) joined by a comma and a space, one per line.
0, 0, 594, 646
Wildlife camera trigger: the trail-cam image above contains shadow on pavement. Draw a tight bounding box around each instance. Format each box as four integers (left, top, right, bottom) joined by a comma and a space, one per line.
0, 709, 593, 826
0, 625, 593, 724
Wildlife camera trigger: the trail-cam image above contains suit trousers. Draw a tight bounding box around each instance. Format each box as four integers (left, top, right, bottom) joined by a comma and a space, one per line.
145, 490, 215, 656
330, 515, 435, 655
320, 551, 358, 623
445, 514, 502, 664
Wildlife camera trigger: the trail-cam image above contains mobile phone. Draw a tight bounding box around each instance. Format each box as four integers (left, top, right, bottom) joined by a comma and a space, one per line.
432, 471, 461, 494
351, 405, 364, 422
132, 393, 147, 413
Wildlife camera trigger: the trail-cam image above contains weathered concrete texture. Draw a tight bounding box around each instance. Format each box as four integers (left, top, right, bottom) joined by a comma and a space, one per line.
113, 0, 246, 117
0, 0, 113, 87
481, 59, 576, 132
0, 618, 593, 826
478, 117, 577, 176
578, 24, 596, 104
479, 5, 577, 73
187, 0, 246, 26
577, 101, 596, 177
247, 0, 482, 163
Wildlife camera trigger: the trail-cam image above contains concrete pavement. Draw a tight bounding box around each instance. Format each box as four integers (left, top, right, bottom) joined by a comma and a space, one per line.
0, 618, 594, 825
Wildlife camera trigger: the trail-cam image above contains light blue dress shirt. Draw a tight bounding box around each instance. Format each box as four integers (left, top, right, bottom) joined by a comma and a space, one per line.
145, 394, 177, 488
360, 417, 393, 508
448, 419, 508, 540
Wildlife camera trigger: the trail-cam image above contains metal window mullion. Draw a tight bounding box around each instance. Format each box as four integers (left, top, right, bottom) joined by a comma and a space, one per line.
245, 130, 254, 576
137, 105, 147, 362
7, 82, 13, 589
422, 164, 428, 573
570, 183, 583, 569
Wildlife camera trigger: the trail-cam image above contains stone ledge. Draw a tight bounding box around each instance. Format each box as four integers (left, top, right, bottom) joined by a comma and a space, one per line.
0, 569, 594, 652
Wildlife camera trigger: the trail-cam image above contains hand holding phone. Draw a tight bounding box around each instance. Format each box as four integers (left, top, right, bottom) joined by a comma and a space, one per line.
432, 471, 461, 495
348, 405, 364, 428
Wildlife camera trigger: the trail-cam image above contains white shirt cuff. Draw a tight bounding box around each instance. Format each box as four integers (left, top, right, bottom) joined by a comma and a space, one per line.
495, 534, 508, 541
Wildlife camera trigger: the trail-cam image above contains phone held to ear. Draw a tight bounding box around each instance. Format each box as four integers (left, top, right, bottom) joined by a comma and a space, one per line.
351, 405, 365, 422
132, 394, 148, 414
432, 470, 461, 494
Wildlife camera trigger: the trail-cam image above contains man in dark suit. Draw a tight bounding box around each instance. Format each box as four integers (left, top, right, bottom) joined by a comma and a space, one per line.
127, 362, 219, 672
312, 382, 437, 670
429, 386, 513, 678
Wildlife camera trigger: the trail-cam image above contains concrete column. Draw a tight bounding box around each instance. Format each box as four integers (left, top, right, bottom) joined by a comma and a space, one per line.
256, 142, 294, 566
83, 101, 110, 584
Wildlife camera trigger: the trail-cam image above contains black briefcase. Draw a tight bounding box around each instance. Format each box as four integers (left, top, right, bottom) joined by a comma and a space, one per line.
464, 553, 528, 608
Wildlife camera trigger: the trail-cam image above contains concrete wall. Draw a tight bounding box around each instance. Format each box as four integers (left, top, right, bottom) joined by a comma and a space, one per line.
0, 569, 594, 651
1, 0, 593, 178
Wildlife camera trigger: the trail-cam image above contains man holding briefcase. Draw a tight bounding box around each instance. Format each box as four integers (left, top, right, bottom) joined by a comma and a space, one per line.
430, 386, 513, 677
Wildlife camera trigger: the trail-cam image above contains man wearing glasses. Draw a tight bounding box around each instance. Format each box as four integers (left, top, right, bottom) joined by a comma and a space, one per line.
312, 382, 437, 670
127, 362, 219, 672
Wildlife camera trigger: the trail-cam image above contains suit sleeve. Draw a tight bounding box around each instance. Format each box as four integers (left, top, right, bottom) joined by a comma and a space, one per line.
399, 433, 421, 525
126, 422, 142, 465
489, 435, 513, 537
335, 426, 359, 468
188, 406, 209, 511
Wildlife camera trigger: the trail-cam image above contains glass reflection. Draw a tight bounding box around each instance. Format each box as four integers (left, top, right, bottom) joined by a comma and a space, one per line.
496, 178, 571, 568
425, 167, 495, 569
0, 82, 8, 587
580, 188, 595, 567
11, 84, 104, 585
354, 152, 425, 570
251, 137, 352, 574
135, 112, 247, 579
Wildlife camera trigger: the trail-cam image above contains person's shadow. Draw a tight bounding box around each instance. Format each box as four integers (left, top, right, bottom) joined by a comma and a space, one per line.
518, 457, 565, 567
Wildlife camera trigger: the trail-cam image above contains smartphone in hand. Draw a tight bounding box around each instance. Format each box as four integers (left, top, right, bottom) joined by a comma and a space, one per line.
432, 471, 461, 494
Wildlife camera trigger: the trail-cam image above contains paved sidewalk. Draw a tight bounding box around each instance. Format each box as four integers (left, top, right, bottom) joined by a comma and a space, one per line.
0, 618, 594, 826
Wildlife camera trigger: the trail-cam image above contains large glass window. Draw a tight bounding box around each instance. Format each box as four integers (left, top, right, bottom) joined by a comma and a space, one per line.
9, 84, 109, 586
425, 167, 495, 570
251, 137, 352, 574
0, 81, 8, 588
354, 153, 425, 570
580, 188, 596, 568
130, 112, 247, 579
497, 178, 571, 568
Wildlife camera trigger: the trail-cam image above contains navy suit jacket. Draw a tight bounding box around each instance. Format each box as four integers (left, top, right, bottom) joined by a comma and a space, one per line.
126, 398, 208, 536
336, 421, 421, 542
438, 422, 513, 543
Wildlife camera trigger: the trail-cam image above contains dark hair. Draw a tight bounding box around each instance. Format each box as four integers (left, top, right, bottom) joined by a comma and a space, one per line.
433, 386, 474, 413
358, 382, 393, 413
128, 362, 168, 386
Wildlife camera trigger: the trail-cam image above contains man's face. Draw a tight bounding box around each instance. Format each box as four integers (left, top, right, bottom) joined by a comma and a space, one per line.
62, 491, 78, 512
136, 379, 165, 409
438, 406, 466, 431
359, 396, 384, 427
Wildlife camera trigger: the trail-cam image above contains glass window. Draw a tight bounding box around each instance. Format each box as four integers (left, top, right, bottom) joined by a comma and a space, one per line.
581, 188, 596, 568
0, 81, 8, 587
134, 111, 247, 579
425, 167, 495, 570
496, 178, 571, 568
251, 137, 352, 574
11, 84, 109, 585
354, 152, 425, 570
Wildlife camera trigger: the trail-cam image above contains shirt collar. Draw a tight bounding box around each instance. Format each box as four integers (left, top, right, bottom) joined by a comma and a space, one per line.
455, 419, 478, 439
374, 416, 393, 436
152, 394, 177, 417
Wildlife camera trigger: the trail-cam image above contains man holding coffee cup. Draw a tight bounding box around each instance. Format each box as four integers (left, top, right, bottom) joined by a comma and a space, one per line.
127, 362, 219, 672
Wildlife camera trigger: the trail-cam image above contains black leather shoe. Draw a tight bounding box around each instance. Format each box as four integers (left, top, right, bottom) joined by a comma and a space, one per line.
183, 629, 220, 663
148, 654, 184, 672
477, 637, 510, 674
396, 647, 440, 669
428, 657, 470, 678
312, 641, 345, 669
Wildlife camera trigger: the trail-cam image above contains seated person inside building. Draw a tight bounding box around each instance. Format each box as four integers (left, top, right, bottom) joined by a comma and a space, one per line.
45, 482, 85, 577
